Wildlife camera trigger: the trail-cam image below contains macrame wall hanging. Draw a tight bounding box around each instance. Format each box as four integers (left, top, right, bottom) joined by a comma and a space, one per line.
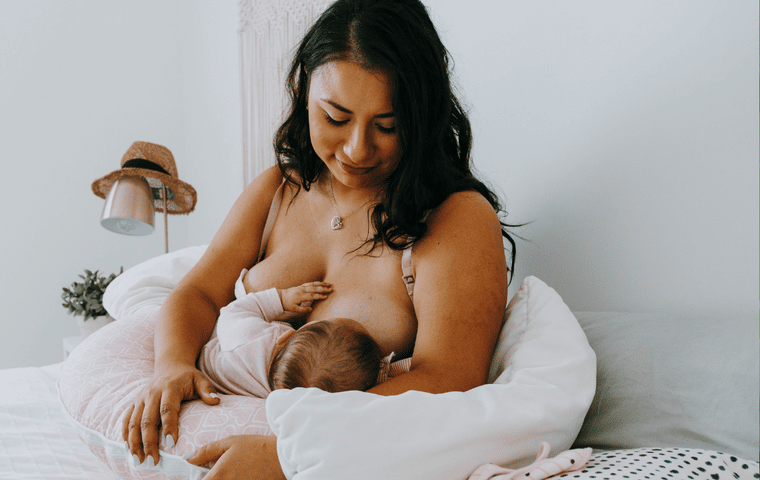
238, 0, 334, 186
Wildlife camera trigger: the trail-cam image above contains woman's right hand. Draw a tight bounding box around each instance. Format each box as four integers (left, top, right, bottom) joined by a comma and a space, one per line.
121, 362, 220, 466
120, 166, 284, 466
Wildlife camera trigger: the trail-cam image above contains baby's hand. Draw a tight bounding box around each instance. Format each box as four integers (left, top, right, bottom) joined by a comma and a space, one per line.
278, 282, 333, 313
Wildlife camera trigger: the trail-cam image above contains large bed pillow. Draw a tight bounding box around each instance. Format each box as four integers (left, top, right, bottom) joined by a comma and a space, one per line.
571, 311, 759, 462
103, 245, 208, 319
61, 242, 596, 480
267, 276, 597, 480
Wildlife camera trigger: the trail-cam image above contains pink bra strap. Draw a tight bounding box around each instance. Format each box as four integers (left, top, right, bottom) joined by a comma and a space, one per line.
258, 181, 285, 261
401, 246, 415, 299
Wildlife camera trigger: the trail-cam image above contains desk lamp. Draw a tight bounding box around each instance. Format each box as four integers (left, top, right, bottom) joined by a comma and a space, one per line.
92, 141, 196, 253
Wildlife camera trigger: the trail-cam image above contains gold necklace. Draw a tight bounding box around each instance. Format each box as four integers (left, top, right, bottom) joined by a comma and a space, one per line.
328, 176, 380, 230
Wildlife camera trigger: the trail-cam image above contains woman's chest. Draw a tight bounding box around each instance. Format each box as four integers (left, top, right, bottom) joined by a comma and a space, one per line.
243, 197, 417, 357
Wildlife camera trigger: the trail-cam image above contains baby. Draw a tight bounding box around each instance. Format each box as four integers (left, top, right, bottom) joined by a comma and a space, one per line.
197, 280, 387, 398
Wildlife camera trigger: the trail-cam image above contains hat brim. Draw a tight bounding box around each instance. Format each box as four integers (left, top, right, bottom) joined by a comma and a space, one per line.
92, 169, 197, 214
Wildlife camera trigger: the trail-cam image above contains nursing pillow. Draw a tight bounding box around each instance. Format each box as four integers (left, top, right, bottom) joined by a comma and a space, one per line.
268, 275, 597, 480
58, 307, 271, 480
58, 246, 596, 480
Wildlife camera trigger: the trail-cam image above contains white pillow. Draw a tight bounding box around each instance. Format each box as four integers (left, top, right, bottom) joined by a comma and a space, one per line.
267, 276, 597, 480
571, 311, 759, 461
103, 245, 208, 319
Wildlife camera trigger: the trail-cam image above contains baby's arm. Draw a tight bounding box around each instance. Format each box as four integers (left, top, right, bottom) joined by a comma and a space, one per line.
278, 281, 332, 314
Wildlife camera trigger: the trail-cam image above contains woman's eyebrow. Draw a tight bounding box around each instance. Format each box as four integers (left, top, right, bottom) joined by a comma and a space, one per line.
320, 98, 394, 118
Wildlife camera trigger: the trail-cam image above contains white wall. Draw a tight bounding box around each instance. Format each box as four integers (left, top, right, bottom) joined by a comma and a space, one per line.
0, 0, 241, 368
428, 0, 758, 317
178, 1, 244, 245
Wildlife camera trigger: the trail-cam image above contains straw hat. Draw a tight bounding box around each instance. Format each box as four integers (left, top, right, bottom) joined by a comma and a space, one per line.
92, 141, 197, 214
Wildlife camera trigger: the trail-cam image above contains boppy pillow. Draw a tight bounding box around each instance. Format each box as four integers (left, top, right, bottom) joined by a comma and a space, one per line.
58, 307, 271, 480
58, 246, 596, 480
268, 276, 597, 480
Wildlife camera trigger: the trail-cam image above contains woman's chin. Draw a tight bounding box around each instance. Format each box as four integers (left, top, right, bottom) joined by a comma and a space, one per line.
329, 165, 388, 190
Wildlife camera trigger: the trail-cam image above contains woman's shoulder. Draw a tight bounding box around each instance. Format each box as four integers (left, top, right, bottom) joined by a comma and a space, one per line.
241, 165, 313, 205
424, 190, 502, 237
231, 166, 285, 216
410, 189, 505, 266
270, 164, 313, 197
251, 165, 284, 190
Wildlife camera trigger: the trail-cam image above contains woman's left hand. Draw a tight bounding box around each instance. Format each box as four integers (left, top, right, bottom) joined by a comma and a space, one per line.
186, 435, 285, 480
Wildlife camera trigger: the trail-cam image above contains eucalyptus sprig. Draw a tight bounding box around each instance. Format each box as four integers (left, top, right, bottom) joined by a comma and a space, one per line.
61, 268, 122, 321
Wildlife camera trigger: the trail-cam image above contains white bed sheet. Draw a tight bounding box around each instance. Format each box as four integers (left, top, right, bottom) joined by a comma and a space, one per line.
1, 362, 757, 480
0, 363, 119, 480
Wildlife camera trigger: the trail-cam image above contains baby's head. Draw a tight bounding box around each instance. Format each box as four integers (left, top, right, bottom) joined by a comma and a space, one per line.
268, 318, 383, 393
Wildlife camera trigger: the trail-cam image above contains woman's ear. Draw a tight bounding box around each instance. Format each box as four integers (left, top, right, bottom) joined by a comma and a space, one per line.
276, 329, 297, 346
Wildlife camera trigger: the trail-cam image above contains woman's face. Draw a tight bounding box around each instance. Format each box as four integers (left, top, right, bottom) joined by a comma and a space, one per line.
307, 60, 401, 190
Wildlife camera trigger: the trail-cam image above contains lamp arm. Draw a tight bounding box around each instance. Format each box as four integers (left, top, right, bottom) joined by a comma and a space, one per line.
163, 184, 169, 254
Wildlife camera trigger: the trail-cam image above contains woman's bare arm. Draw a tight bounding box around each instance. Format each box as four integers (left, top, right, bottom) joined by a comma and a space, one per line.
154, 165, 284, 368
369, 191, 508, 395
124, 166, 284, 464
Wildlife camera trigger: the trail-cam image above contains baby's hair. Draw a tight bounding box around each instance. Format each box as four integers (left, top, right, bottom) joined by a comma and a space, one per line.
268, 319, 383, 392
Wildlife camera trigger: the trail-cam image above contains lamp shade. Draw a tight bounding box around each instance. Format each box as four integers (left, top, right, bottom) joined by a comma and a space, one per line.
100, 177, 155, 236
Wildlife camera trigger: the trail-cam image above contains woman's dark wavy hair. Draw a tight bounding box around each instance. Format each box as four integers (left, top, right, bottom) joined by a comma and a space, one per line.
274, 0, 517, 279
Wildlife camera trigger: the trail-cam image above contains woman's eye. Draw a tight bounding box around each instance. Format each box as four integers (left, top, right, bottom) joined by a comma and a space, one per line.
323, 112, 395, 134
324, 114, 348, 126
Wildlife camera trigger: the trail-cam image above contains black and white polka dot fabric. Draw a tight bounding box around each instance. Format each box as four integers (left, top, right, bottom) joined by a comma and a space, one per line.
552, 448, 759, 480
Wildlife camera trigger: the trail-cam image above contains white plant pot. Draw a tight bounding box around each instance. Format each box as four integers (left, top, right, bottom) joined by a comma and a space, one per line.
76, 314, 115, 338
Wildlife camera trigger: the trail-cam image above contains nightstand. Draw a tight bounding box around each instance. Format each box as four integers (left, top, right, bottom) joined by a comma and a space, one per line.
62, 335, 84, 360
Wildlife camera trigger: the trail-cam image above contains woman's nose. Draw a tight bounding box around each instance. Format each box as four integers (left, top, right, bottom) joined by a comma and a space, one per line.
343, 125, 371, 164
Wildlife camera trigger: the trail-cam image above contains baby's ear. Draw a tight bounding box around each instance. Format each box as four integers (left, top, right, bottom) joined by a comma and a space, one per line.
276, 329, 297, 346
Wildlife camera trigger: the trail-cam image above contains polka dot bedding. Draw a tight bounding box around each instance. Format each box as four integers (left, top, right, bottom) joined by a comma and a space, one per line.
552, 448, 758, 480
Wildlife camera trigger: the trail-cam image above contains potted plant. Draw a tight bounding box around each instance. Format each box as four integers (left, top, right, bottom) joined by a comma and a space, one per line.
62, 268, 122, 338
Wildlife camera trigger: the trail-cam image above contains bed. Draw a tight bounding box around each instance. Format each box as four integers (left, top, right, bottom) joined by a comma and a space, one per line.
1, 246, 757, 479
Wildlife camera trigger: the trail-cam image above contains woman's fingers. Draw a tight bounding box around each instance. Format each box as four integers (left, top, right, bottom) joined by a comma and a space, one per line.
187, 435, 286, 480
141, 393, 163, 466
157, 372, 219, 456
159, 388, 182, 451
126, 401, 146, 462
194, 373, 221, 406
121, 403, 135, 442
184, 437, 229, 467
120, 368, 220, 467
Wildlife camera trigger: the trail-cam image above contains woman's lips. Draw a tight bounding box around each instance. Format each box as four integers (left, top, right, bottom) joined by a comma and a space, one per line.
337, 160, 374, 175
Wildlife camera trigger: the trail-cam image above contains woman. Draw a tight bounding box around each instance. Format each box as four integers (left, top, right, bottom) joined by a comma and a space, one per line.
123, 0, 516, 478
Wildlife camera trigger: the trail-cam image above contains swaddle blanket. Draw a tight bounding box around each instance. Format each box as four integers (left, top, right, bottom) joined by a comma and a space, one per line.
469, 442, 592, 480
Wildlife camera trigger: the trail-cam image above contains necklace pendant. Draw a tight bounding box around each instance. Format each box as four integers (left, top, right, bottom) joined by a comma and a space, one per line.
331, 215, 343, 230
